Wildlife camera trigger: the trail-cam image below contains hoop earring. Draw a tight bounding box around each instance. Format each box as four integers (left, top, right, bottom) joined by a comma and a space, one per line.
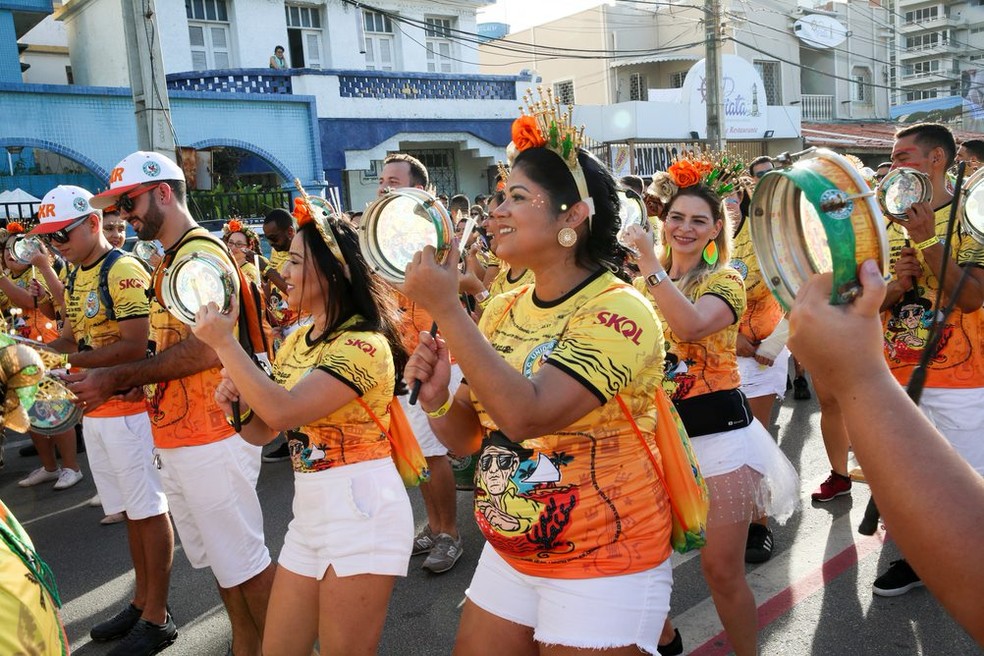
702, 240, 719, 266
557, 227, 578, 248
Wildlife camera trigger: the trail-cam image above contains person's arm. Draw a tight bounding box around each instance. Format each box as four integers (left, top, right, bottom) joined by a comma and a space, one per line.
68, 317, 149, 369
0, 276, 53, 317
789, 261, 984, 644
212, 370, 278, 446
30, 248, 63, 319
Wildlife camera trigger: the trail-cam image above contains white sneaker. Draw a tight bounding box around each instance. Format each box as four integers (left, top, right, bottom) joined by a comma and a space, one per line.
89, 494, 102, 507
53, 468, 83, 490
18, 467, 61, 488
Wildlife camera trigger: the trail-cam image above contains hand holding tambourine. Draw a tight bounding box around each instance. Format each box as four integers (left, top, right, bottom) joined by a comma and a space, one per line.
191, 293, 241, 351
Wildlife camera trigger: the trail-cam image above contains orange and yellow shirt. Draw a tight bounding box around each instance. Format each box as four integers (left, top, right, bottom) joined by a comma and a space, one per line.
63, 251, 149, 418
474, 269, 672, 578
731, 220, 783, 343
635, 267, 746, 400
146, 228, 238, 448
882, 204, 984, 388
273, 317, 394, 473
487, 265, 535, 301
1, 268, 58, 343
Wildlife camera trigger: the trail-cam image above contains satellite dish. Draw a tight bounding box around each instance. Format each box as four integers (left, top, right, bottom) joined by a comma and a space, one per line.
793, 15, 849, 49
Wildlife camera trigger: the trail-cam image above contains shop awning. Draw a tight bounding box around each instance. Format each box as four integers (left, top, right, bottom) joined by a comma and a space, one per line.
609, 53, 701, 68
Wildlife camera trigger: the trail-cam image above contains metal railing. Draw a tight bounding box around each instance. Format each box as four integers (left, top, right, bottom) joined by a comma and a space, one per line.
187, 189, 291, 223
1, 202, 40, 222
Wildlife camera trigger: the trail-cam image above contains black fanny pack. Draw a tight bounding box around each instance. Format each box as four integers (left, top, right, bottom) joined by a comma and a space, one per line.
672, 388, 752, 438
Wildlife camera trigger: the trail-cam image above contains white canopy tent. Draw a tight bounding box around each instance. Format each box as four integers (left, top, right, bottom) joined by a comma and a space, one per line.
0, 188, 41, 220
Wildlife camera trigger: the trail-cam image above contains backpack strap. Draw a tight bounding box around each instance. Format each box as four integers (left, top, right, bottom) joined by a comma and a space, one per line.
97, 248, 127, 322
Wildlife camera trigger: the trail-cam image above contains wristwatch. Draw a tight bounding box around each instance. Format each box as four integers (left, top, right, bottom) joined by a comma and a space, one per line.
645, 270, 668, 287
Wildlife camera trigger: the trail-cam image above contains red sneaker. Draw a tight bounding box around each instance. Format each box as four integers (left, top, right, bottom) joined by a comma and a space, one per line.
811, 470, 852, 502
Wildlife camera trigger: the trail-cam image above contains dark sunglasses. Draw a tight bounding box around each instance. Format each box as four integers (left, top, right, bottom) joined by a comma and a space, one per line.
49, 216, 90, 244
479, 452, 518, 472
117, 183, 162, 213
753, 169, 773, 179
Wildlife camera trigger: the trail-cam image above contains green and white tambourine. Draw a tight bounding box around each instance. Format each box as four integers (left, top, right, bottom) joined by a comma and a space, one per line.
359, 188, 453, 283
750, 148, 889, 310
157, 251, 238, 325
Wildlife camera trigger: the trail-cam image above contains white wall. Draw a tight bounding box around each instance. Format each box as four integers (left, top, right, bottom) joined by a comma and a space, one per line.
60, 0, 128, 87
21, 51, 70, 84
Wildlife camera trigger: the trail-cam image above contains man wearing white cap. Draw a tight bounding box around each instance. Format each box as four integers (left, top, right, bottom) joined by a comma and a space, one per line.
30, 185, 176, 655
68, 152, 275, 656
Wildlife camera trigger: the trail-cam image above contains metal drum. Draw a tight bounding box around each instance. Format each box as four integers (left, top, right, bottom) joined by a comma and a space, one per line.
132, 240, 160, 263
157, 251, 239, 325
961, 167, 984, 244
750, 148, 889, 310
359, 188, 453, 283
617, 188, 652, 257
876, 167, 932, 222
449, 451, 477, 491
7, 236, 43, 266
29, 375, 83, 436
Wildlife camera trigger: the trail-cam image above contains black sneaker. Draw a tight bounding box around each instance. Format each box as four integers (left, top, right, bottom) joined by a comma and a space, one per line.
793, 376, 812, 400
873, 559, 923, 597
91, 603, 142, 641
745, 523, 774, 564
657, 628, 683, 656
262, 441, 291, 463
107, 614, 177, 656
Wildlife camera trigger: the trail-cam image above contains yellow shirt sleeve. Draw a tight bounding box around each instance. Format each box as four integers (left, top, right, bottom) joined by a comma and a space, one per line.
107, 256, 151, 320
316, 330, 391, 398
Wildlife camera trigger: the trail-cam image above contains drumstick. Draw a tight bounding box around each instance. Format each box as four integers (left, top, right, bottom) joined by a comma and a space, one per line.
408, 217, 479, 406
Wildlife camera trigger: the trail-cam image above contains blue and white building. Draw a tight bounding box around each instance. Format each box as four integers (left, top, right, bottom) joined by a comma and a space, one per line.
2, 0, 530, 211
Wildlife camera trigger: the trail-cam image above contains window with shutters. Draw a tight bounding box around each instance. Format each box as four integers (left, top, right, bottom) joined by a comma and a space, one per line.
753, 60, 781, 105
186, 0, 232, 70
629, 73, 647, 101
553, 79, 575, 106
364, 10, 395, 71
285, 4, 324, 68
851, 66, 872, 104
425, 17, 455, 73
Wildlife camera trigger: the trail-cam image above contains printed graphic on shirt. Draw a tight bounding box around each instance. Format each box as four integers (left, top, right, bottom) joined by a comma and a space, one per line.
635, 267, 746, 400
882, 206, 984, 388
731, 221, 784, 342
475, 270, 672, 578
0, 268, 57, 343
274, 318, 394, 473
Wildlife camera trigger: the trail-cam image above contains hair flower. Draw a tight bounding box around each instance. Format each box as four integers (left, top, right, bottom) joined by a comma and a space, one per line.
6, 222, 24, 235
511, 115, 547, 152
668, 161, 702, 188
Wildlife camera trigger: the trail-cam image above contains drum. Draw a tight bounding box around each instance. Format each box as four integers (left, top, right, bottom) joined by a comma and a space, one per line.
157, 251, 239, 325
617, 189, 652, 256
132, 240, 160, 263
960, 167, 984, 244
29, 375, 83, 436
6, 236, 42, 266
876, 167, 932, 222
359, 188, 453, 284
750, 148, 889, 310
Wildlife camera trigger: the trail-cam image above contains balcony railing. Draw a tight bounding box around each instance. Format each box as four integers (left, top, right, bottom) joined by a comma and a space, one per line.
166, 70, 293, 95
801, 94, 834, 121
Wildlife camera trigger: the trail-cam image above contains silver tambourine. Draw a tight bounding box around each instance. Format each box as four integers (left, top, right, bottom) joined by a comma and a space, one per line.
617, 189, 652, 256
29, 375, 84, 436
157, 251, 238, 325
876, 167, 932, 221
133, 240, 160, 263
359, 188, 453, 283
750, 149, 889, 310
960, 167, 984, 244
7, 235, 43, 266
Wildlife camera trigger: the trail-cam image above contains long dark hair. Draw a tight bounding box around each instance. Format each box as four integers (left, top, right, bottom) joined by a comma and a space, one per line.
297, 220, 408, 392
512, 147, 628, 279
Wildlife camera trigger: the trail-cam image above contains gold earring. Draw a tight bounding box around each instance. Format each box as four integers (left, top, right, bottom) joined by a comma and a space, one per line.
557, 227, 578, 248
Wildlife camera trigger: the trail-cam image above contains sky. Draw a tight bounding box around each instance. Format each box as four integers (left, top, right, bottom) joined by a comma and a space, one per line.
477, 0, 611, 33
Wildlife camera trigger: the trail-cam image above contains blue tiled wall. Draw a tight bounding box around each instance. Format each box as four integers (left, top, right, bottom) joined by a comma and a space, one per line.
0, 11, 21, 84
0, 172, 103, 197
337, 73, 515, 100
0, 1, 54, 11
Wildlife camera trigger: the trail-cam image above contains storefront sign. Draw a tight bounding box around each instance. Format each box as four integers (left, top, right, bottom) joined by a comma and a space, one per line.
683, 55, 769, 139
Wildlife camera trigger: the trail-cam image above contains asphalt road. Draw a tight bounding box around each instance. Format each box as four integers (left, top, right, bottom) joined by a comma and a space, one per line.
1, 386, 979, 656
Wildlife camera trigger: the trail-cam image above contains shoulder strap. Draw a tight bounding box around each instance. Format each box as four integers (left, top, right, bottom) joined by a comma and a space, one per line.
97, 248, 127, 321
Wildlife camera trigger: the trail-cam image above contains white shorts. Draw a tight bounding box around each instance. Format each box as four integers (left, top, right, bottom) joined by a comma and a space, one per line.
399, 363, 464, 458
737, 347, 790, 400
919, 387, 984, 475
691, 419, 800, 525
466, 543, 672, 654
82, 413, 168, 520
156, 437, 271, 588
279, 458, 413, 579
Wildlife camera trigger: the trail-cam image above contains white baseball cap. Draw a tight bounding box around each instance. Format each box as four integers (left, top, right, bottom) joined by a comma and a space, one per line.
30, 185, 96, 234
90, 151, 185, 210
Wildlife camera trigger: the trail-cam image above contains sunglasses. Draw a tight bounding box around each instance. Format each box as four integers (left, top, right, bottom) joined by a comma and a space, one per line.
479, 452, 518, 472
49, 216, 90, 244
117, 183, 162, 213
753, 169, 773, 179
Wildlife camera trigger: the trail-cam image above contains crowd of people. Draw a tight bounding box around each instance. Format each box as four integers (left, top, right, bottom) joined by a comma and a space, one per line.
1, 115, 983, 656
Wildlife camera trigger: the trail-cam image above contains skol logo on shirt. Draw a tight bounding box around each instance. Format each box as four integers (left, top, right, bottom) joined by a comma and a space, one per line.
119, 278, 144, 290
344, 338, 377, 357
596, 311, 644, 345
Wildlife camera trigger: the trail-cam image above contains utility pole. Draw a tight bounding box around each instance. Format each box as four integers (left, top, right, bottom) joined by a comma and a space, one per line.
121, 0, 175, 157
704, 0, 725, 151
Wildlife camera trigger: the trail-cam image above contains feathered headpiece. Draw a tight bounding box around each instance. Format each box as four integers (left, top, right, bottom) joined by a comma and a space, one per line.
510, 86, 594, 216
221, 217, 260, 251
495, 161, 510, 192
647, 149, 747, 204
292, 179, 350, 280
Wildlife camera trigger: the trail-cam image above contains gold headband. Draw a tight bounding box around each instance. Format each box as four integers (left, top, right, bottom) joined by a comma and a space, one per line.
292, 179, 350, 280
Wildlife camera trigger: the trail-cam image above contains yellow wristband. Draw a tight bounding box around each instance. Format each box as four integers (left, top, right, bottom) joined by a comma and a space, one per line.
226, 406, 254, 427
914, 236, 940, 251
424, 394, 453, 419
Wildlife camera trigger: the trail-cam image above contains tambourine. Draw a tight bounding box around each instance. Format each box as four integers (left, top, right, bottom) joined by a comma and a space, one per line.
132, 240, 160, 263
876, 167, 932, 221
359, 188, 453, 283
29, 375, 83, 436
617, 189, 652, 256
156, 251, 238, 325
750, 148, 889, 310
960, 167, 984, 244
7, 236, 43, 266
